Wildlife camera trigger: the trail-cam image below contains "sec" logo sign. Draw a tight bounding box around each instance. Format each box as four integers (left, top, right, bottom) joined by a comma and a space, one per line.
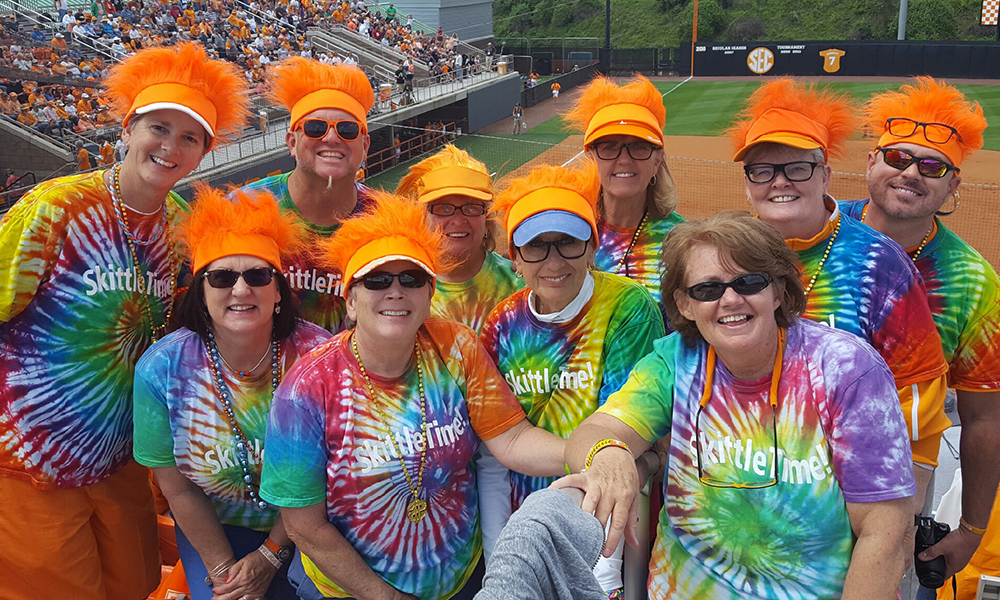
747, 47, 775, 74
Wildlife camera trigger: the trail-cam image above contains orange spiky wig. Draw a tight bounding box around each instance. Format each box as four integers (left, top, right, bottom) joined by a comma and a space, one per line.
728, 78, 859, 161
178, 182, 308, 274
103, 42, 250, 149
267, 57, 375, 132
323, 191, 451, 297
396, 144, 493, 204
492, 161, 600, 255
864, 76, 986, 167
563, 75, 666, 147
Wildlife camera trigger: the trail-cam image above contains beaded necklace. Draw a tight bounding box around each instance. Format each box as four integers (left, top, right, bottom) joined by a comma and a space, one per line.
803, 217, 841, 297
218, 345, 271, 377
206, 332, 281, 510
351, 334, 429, 523
861, 203, 934, 262
108, 163, 176, 341
613, 208, 648, 276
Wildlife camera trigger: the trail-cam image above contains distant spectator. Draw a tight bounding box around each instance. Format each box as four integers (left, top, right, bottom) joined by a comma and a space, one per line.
512, 102, 523, 135
30, 25, 45, 43
75, 140, 91, 171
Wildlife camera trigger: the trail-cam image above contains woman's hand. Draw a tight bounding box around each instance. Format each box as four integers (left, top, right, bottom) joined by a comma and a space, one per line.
210, 548, 279, 600
552, 445, 641, 556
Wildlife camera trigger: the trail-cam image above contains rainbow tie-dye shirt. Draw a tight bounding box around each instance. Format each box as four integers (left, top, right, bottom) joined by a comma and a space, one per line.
430, 251, 523, 334
600, 320, 916, 599
594, 212, 685, 305
260, 319, 526, 600
132, 322, 330, 530
0, 170, 185, 489
841, 200, 1000, 391
233, 173, 373, 333
791, 204, 950, 445
481, 270, 664, 505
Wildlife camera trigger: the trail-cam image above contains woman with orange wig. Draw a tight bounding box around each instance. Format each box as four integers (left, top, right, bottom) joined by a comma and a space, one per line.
133, 185, 331, 600
480, 162, 664, 598
0, 42, 249, 599
563, 75, 684, 305
259, 192, 566, 600
729, 78, 950, 517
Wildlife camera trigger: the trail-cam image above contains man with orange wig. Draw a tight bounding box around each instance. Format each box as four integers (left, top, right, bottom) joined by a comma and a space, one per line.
0, 42, 249, 599
259, 192, 566, 600
840, 77, 1000, 587
728, 79, 950, 545
234, 57, 376, 333
563, 75, 683, 307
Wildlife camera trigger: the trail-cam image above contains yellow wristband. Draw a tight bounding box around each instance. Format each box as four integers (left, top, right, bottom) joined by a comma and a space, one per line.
583, 439, 630, 471
960, 516, 988, 536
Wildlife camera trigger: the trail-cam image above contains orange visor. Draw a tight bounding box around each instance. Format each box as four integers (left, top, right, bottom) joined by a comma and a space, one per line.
125, 82, 218, 138
416, 166, 492, 203
290, 88, 367, 132
193, 232, 281, 274
342, 235, 436, 297
505, 187, 598, 253
733, 108, 829, 161
585, 104, 664, 147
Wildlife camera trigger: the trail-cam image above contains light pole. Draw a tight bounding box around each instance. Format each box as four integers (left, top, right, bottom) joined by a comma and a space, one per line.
897, 0, 908, 40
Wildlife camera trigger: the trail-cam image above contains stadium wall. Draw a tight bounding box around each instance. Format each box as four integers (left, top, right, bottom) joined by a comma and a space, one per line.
468, 75, 521, 131
679, 41, 1000, 78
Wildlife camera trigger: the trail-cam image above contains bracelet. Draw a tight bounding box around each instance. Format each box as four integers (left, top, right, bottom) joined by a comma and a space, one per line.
960, 516, 988, 536
583, 439, 630, 471
204, 558, 236, 586
257, 544, 282, 569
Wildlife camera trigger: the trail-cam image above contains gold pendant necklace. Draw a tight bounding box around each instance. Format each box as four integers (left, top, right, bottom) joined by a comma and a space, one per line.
860, 203, 934, 262
352, 334, 429, 523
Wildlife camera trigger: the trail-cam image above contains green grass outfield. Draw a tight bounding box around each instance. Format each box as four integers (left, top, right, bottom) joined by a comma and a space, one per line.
519, 80, 1000, 151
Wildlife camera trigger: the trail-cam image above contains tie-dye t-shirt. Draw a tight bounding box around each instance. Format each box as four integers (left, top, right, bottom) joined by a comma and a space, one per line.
233, 173, 373, 333
594, 212, 685, 305
132, 322, 330, 530
0, 170, 185, 489
430, 251, 523, 334
841, 200, 1000, 391
789, 204, 950, 444
481, 270, 664, 505
260, 319, 526, 600
600, 320, 915, 599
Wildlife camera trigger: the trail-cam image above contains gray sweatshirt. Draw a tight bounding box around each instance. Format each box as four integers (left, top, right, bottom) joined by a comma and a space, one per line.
475, 488, 608, 600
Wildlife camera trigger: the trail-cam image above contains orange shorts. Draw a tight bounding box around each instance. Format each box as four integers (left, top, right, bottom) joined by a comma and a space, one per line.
0, 460, 160, 600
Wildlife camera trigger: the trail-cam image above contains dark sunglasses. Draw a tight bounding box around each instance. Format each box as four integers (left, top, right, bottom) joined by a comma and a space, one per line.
876, 147, 959, 179
885, 117, 961, 145
592, 140, 657, 161
743, 162, 820, 185
299, 118, 363, 141
687, 273, 771, 302
204, 267, 276, 289
428, 203, 487, 217
516, 237, 589, 264
354, 269, 431, 291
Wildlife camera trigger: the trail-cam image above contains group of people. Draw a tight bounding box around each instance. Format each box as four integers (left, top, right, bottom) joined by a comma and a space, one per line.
1, 39, 998, 600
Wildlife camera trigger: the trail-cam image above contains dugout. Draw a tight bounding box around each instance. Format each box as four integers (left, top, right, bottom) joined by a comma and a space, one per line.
679, 41, 1000, 79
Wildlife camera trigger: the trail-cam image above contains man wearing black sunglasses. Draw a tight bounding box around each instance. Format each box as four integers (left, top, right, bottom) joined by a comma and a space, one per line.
842, 77, 1000, 586
233, 58, 376, 333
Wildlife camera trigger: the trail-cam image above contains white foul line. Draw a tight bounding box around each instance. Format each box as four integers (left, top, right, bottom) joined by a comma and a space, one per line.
662, 75, 693, 97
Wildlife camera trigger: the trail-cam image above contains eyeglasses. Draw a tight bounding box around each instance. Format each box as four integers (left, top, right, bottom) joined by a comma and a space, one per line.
204, 267, 276, 288
876, 147, 959, 178
516, 237, 589, 264
686, 273, 771, 302
592, 140, 657, 161
298, 118, 363, 141
354, 269, 431, 290
743, 162, 820, 184
428, 203, 487, 217
886, 117, 962, 145
695, 403, 779, 489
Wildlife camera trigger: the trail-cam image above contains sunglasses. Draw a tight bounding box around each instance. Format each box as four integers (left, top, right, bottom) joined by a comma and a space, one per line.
876, 147, 959, 179
743, 162, 820, 185
686, 273, 771, 302
428, 203, 487, 217
354, 269, 431, 291
204, 267, 276, 289
592, 140, 658, 161
516, 237, 589, 264
885, 117, 961, 145
298, 118, 363, 141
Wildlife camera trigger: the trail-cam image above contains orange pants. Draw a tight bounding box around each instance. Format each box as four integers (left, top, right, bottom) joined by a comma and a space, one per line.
0, 460, 160, 600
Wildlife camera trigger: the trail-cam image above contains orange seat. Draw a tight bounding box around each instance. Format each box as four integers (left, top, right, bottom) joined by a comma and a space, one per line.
148, 562, 190, 600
